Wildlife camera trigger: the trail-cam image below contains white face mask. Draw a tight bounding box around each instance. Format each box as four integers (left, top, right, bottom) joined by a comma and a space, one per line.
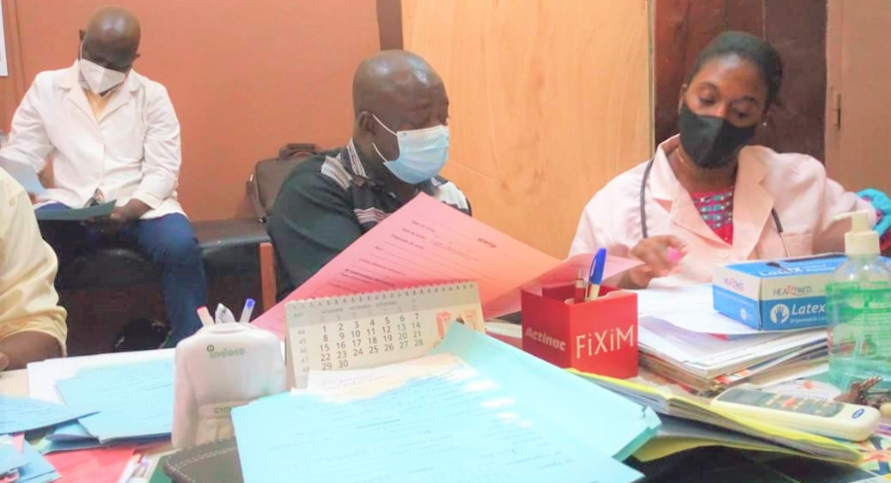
371, 114, 449, 185
79, 43, 127, 96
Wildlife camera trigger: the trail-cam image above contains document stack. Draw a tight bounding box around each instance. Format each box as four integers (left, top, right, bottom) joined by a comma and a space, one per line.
575, 371, 860, 464
24, 351, 176, 452
635, 285, 828, 397
232, 324, 662, 483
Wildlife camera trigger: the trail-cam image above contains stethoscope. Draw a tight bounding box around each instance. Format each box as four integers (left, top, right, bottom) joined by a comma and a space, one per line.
639, 155, 790, 257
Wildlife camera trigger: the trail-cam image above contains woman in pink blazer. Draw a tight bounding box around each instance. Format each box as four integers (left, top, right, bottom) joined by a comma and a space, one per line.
570, 31, 891, 289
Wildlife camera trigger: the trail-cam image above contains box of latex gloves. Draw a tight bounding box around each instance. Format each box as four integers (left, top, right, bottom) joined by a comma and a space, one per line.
713, 255, 847, 331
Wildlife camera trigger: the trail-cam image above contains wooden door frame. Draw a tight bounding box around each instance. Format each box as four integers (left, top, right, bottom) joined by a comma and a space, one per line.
824, 0, 842, 177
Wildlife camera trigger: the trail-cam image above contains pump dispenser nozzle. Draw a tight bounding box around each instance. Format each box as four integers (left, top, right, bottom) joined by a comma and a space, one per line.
834, 210, 879, 256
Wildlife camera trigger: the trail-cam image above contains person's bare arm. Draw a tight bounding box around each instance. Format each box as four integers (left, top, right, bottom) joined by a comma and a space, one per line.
0, 174, 68, 371
0, 331, 61, 371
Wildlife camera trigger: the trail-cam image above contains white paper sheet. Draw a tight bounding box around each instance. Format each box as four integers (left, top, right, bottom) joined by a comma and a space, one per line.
639, 317, 826, 377
27, 349, 174, 403
635, 284, 763, 335
306, 353, 465, 397
0, 156, 45, 194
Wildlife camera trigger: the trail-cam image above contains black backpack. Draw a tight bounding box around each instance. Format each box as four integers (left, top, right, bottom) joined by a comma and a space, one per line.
246, 143, 317, 222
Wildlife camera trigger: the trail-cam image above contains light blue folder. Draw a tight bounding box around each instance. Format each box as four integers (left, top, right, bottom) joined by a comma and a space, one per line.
0, 436, 27, 476
55, 358, 174, 442
46, 422, 92, 441
16, 441, 59, 483
0, 396, 95, 435
431, 323, 661, 460
232, 324, 659, 483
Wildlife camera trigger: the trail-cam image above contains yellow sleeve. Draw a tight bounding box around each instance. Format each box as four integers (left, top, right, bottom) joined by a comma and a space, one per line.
0, 171, 67, 355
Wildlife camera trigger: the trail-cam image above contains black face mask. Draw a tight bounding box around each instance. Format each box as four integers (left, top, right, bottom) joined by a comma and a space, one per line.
677, 102, 757, 170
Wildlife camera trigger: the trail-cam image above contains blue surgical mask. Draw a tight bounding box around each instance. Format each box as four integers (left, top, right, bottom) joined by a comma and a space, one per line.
371, 114, 449, 185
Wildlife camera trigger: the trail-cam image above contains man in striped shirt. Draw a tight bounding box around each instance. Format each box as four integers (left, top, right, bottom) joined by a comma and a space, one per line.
267, 51, 470, 300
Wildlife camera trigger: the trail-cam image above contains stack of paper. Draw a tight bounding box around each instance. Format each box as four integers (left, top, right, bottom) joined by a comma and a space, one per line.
26, 350, 175, 448
575, 371, 861, 464
232, 324, 661, 483
34, 201, 116, 222
0, 438, 60, 483
43, 445, 137, 483
13, 350, 177, 483
635, 285, 828, 395
54, 358, 175, 443
0, 396, 95, 435
430, 322, 661, 460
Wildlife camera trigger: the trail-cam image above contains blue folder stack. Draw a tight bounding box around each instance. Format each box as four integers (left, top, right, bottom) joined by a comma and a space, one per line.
232, 324, 661, 483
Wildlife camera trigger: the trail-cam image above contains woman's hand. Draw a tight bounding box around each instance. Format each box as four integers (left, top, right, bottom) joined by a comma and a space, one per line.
621, 235, 687, 289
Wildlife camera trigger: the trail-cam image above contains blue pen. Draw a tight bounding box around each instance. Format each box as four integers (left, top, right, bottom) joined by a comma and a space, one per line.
239, 298, 256, 323
586, 248, 607, 301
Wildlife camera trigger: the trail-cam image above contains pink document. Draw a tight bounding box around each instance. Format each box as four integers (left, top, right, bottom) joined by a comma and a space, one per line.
255, 194, 638, 338
11, 434, 23, 452
44, 445, 135, 483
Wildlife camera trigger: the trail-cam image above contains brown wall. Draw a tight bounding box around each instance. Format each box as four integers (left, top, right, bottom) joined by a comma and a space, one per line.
376, 0, 403, 50
654, 0, 827, 160
0, 1, 26, 130
403, 0, 652, 258
0, 0, 380, 221
825, 0, 891, 196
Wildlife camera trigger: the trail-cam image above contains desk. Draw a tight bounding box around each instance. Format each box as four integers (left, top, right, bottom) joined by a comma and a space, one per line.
495, 332, 882, 482
0, 369, 27, 397
0, 366, 174, 482
2, 352, 882, 483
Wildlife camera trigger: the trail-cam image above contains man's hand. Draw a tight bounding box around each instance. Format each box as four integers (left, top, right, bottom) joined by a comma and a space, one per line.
0, 351, 9, 372
620, 235, 687, 289
87, 199, 150, 236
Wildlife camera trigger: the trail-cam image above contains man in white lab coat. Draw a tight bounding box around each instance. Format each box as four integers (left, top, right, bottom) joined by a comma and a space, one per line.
0, 6, 206, 346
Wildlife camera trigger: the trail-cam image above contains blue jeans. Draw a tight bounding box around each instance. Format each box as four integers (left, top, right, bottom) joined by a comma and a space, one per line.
38, 204, 207, 344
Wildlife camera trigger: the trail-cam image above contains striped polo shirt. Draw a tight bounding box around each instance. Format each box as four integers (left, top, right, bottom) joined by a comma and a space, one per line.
267, 140, 470, 300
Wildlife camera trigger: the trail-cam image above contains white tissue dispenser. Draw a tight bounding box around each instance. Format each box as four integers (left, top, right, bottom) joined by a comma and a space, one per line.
172, 322, 285, 449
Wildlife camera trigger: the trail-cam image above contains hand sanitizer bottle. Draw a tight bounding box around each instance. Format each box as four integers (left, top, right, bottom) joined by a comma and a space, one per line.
172, 321, 286, 449
827, 210, 891, 391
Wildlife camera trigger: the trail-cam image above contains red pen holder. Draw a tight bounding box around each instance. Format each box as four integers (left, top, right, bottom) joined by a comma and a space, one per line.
521, 284, 638, 379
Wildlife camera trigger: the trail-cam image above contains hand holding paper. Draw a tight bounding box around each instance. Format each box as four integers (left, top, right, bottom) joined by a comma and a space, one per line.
255, 193, 640, 337
35, 201, 116, 222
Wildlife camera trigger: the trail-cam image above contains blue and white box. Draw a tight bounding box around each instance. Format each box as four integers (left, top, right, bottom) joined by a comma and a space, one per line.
713, 255, 847, 331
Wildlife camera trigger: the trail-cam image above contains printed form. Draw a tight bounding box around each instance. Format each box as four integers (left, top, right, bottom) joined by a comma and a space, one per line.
234, 348, 642, 483
256, 194, 638, 337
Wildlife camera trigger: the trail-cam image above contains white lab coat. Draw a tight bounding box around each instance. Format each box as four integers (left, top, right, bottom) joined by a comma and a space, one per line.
0, 62, 184, 219
569, 136, 875, 287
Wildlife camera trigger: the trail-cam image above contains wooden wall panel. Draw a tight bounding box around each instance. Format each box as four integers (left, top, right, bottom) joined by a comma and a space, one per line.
654, 0, 826, 160
760, 0, 826, 159
403, 0, 652, 257
653, 0, 727, 146
376, 0, 404, 50
0, 0, 28, 129
825, 0, 891, 196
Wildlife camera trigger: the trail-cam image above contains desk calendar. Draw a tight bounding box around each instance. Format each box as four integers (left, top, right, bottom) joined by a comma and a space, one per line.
284, 282, 485, 388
